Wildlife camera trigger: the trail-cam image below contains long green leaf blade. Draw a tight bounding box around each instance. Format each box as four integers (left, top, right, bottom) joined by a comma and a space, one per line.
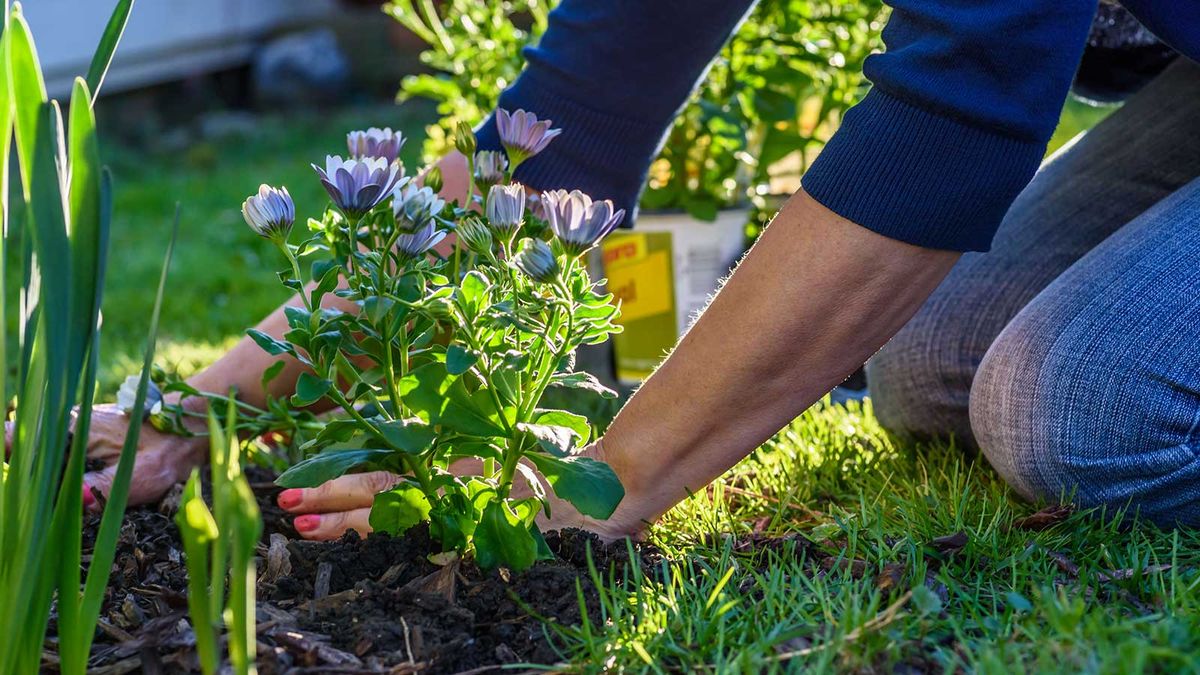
77, 204, 179, 638
85, 0, 134, 99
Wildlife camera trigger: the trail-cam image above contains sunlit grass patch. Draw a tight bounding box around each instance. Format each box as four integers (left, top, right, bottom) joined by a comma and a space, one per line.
553, 400, 1200, 673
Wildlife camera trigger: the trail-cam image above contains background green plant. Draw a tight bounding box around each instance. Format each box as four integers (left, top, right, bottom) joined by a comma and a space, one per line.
387, 0, 886, 220
0, 2, 177, 671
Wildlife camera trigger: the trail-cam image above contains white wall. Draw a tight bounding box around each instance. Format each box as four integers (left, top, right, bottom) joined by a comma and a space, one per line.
23, 0, 336, 98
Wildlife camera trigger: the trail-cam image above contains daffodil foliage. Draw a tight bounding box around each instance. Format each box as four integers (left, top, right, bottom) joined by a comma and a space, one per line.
250, 121, 625, 571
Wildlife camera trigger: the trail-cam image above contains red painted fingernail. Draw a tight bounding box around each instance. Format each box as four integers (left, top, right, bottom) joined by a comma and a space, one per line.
294, 514, 320, 533
278, 489, 303, 510
82, 485, 95, 508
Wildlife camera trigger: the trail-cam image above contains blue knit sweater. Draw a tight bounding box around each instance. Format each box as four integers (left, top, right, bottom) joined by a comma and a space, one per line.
475, 1, 1199, 251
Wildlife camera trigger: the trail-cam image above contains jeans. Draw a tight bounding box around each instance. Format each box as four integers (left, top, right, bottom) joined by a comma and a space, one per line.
866, 58, 1200, 526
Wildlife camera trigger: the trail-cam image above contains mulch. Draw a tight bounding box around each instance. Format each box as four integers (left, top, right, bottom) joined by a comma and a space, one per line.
44, 468, 660, 674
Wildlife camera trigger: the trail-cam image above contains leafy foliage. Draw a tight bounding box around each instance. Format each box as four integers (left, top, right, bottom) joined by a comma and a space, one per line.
387, 0, 886, 219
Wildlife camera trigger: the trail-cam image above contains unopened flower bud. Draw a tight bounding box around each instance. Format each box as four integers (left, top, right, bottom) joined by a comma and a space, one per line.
241, 184, 295, 242
423, 166, 444, 194
512, 238, 560, 284
454, 120, 477, 158
457, 216, 493, 255
486, 183, 525, 234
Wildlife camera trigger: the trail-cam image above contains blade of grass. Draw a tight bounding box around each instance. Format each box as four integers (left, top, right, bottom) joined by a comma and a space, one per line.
85, 0, 134, 99
77, 204, 179, 644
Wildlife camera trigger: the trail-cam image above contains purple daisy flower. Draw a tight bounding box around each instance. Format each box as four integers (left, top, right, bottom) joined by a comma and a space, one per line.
495, 108, 561, 167
241, 184, 295, 242
396, 221, 447, 260
312, 155, 406, 219
541, 189, 626, 256
347, 127, 405, 164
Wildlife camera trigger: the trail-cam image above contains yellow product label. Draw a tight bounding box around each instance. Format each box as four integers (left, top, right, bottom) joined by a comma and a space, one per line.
606, 250, 672, 323
602, 232, 678, 382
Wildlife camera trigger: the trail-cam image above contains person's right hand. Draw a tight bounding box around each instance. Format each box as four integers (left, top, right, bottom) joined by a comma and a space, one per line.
6, 403, 209, 512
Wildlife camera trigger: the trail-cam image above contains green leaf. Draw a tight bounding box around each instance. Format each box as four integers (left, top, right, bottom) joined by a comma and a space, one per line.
376, 418, 436, 454
473, 501, 537, 572
369, 482, 431, 534
247, 328, 294, 357
445, 343, 478, 375
291, 372, 332, 407
309, 264, 340, 307
534, 409, 591, 445
456, 270, 490, 318
86, 0, 135, 98
551, 371, 618, 399
275, 449, 395, 488
261, 360, 286, 390
516, 422, 577, 457
398, 363, 506, 436
525, 453, 625, 519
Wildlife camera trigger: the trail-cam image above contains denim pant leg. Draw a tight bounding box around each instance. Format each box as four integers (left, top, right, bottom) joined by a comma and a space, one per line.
867, 58, 1200, 445
970, 177, 1200, 527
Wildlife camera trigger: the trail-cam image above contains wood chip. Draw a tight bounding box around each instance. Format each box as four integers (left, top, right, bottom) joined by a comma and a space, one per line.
272, 629, 363, 667
264, 533, 293, 583
403, 558, 460, 603
1096, 564, 1172, 582
313, 561, 333, 601
1012, 504, 1074, 531
875, 562, 907, 593
929, 531, 969, 555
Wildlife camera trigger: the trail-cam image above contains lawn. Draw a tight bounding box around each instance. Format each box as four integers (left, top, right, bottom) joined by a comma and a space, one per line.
88, 96, 1196, 674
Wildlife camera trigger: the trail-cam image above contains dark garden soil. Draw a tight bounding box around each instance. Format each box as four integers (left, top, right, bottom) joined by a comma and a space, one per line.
44, 468, 661, 674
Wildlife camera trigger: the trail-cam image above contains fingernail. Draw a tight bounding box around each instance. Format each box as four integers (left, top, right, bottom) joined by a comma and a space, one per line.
294, 514, 320, 533
82, 485, 95, 508
278, 489, 303, 510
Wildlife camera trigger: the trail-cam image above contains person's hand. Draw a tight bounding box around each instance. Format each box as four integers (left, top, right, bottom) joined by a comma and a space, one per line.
76, 403, 209, 510
277, 441, 647, 542
4, 402, 209, 511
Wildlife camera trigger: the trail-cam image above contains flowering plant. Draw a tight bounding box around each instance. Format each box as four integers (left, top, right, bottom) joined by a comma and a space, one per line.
241, 113, 625, 570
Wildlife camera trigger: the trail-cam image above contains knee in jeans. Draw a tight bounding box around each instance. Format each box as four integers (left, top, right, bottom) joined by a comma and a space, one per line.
971, 324, 1200, 527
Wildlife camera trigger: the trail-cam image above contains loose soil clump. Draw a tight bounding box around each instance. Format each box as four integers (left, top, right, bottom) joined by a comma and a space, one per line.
46, 469, 660, 674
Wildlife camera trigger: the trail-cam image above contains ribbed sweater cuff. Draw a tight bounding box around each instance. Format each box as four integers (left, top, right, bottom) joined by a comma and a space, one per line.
475, 71, 668, 226
801, 88, 1047, 252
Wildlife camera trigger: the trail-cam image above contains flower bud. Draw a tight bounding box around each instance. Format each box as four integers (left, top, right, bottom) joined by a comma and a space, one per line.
512, 238, 560, 284
423, 166, 444, 193
454, 120, 477, 158
474, 150, 508, 189
242, 184, 295, 242
486, 183, 525, 234
457, 216, 493, 255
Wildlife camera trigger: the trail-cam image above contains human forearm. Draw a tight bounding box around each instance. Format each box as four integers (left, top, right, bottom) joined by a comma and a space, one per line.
600, 190, 959, 526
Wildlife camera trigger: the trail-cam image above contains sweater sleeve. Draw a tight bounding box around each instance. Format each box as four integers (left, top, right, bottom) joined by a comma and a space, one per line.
474, 0, 757, 222
800, 0, 1099, 251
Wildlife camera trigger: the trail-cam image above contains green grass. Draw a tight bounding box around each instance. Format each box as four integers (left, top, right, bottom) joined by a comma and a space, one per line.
94, 97, 1185, 673
555, 400, 1200, 673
